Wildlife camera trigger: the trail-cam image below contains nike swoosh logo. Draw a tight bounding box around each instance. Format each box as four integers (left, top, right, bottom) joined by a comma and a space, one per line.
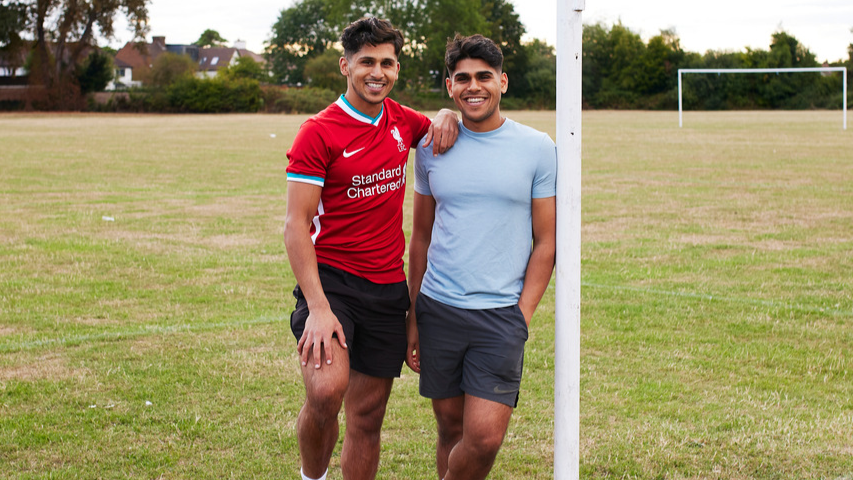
493, 385, 518, 395
343, 147, 365, 158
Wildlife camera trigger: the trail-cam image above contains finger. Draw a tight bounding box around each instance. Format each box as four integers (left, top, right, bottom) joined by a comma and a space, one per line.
432, 130, 443, 156
423, 125, 435, 148
297, 334, 309, 366
440, 130, 455, 154
335, 326, 348, 350
313, 338, 323, 369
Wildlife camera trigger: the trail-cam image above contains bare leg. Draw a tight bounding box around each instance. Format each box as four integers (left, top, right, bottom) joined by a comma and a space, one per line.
297, 342, 351, 479
442, 395, 513, 480
340, 370, 394, 480
431, 396, 464, 479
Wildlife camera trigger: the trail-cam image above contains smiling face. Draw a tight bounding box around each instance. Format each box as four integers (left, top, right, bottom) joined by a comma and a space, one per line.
446, 57, 508, 132
340, 42, 400, 118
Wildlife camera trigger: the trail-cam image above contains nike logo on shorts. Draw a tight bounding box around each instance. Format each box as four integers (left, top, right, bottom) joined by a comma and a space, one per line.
343, 147, 365, 158
493, 385, 518, 395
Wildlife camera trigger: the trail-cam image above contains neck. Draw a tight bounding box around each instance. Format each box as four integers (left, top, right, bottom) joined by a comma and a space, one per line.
462, 110, 505, 133
344, 90, 383, 118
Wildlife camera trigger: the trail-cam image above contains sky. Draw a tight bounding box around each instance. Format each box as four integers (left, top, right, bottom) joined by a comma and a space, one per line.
109, 0, 853, 63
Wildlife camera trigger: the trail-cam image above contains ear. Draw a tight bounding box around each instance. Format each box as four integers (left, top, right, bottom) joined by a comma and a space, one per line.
500, 72, 508, 94
339, 56, 348, 77
446, 76, 453, 98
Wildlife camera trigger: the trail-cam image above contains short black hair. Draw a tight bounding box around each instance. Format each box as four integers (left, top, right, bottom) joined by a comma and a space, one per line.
445, 34, 503, 74
340, 17, 404, 58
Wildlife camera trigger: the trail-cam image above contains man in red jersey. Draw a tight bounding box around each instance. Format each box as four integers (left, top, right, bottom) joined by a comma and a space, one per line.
283, 17, 459, 480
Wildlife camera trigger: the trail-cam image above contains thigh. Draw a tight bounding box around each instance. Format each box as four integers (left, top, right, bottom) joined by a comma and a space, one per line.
416, 294, 467, 399
344, 369, 394, 426
301, 340, 351, 408
462, 394, 513, 443
462, 304, 528, 407
348, 278, 410, 378
290, 272, 356, 345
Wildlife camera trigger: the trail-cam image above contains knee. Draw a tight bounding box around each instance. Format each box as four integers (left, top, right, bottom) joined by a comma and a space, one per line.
346, 400, 387, 437
467, 431, 505, 461
304, 384, 345, 424
436, 419, 463, 447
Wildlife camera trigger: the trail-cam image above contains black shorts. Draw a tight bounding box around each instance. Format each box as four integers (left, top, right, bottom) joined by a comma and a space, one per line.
415, 293, 528, 408
290, 263, 410, 378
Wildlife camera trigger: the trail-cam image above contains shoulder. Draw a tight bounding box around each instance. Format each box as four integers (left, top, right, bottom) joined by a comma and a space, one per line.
505, 119, 555, 148
386, 98, 430, 125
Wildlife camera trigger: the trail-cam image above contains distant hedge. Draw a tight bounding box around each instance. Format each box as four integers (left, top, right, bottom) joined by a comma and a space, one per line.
91, 77, 263, 113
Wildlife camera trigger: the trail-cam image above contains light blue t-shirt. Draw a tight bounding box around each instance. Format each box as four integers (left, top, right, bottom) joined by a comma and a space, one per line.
414, 118, 557, 309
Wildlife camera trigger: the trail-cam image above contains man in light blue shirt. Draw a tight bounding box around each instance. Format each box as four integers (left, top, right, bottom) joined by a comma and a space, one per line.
406, 33, 557, 480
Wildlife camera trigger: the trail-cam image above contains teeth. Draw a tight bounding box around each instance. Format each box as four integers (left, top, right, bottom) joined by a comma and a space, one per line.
466, 98, 485, 104
367, 83, 383, 88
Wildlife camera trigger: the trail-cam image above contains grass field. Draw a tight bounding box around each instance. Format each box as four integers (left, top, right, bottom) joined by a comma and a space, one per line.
1, 110, 851, 479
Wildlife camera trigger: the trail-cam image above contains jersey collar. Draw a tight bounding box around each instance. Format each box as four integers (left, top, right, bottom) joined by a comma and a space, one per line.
336, 95, 384, 126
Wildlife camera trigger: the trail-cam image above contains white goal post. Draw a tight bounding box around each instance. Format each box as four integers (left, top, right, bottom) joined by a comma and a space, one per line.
555, 1, 584, 479
678, 67, 848, 130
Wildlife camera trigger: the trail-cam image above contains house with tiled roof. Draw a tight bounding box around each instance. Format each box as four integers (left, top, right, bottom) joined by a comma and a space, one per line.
198, 40, 265, 78
112, 36, 187, 88
198, 47, 240, 78
112, 36, 265, 88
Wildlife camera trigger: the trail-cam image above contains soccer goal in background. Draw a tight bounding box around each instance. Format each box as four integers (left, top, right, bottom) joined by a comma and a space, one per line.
678, 67, 848, 130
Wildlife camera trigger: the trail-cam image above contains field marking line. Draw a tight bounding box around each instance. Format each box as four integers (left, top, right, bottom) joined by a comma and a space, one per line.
0, 314, 289, 353
580, 282, 853, 318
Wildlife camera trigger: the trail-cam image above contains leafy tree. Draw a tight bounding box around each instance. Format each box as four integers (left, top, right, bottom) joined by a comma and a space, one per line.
149, 52, 197, 88
76, 50, 114, 93
303, 47, 346, 91
267, 0, 338, 85
221, 56, 267, 83
520, 39, 555, 108
480, 0, 527, 97
0, 1, 26, 46
17, 0, 149, 108
194, 29, 228, 48
414, 0, 488, 89
0, 1, 27, 76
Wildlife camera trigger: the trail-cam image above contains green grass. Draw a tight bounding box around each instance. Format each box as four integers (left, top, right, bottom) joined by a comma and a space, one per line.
1, 110, 852, 479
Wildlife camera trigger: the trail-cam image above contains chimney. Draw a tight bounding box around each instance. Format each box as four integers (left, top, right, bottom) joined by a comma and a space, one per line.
152, 36, 166, 49
234, 39, 247, 50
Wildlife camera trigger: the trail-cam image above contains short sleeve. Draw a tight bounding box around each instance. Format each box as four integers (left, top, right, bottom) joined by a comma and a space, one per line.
286, 119, 330, 187
414, 140, 432, 196
532, 135, 557, 199
402, 106, 432, 149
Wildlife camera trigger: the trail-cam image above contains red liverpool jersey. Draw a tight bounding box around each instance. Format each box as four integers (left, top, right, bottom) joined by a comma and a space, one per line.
286, 95, 431, 284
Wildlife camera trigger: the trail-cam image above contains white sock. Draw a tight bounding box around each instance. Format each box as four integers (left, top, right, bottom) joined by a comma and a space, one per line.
301, 467, 328, 480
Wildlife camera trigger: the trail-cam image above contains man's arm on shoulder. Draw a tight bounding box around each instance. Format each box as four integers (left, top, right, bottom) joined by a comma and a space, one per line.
405, 192, 437, 373
421, 109, 459, 156
518, 196, 557, 325
283, 181, 347, 368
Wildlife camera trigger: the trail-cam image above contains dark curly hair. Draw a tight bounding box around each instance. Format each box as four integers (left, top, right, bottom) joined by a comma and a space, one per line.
341, 17, 404, 59
445, 33, 503, 74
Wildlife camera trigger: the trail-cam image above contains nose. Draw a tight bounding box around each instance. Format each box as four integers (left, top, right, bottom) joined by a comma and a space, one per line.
371, 63, 383, 77
468, 78, 482, 92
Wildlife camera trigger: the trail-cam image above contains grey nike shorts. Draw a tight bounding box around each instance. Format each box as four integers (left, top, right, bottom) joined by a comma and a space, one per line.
415, 293, 528, 408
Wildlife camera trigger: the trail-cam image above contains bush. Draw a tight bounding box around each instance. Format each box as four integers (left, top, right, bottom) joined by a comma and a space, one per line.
166, 77, 263, 113
262, 86, 338, 113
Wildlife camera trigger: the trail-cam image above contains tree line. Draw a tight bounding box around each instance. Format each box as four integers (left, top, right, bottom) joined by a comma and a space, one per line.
1, 0, 851, 111
582, 23, 853, 110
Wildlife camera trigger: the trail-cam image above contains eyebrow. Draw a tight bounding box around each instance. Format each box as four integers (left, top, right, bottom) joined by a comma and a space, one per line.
454, 70, 494, 79
359, 55, 397, 63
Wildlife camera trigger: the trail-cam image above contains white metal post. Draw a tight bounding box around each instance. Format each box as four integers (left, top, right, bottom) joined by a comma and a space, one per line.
843, 68, 847, 130
555, 1, 583, 479
678, 70, 683, 128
